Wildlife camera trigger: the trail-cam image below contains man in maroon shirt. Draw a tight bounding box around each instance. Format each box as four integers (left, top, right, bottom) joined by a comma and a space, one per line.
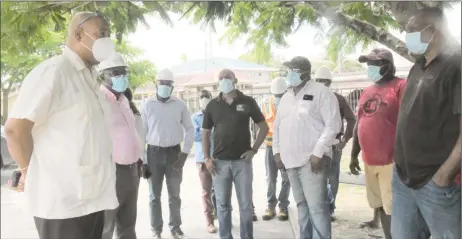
349, 48, 406, 239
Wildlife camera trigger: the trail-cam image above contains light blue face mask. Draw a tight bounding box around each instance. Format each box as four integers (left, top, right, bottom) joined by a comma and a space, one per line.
157, 85, 172, 98
405, 25, 434, 55
367, 65, 384, 82
111, 75, 129, 93
219, 78, 235, 94
285, 70, 303, 87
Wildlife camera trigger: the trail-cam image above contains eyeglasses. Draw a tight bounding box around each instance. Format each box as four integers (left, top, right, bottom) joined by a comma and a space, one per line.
288, 68, 309, 74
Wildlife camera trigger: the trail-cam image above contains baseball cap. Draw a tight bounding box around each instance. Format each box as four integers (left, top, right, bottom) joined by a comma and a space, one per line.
156, 68, 175, 82
283, 56, 312, 72
98, 52, 128, 71
358, 48, 394, 64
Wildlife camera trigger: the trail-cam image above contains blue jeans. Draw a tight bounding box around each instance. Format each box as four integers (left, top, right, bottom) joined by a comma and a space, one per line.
265, 146, 291, 210
327, 148, 341, 213
147, 145, 183, 233
391, 168, 461, 239
287, 159, 331, 239
213, 159, 253, 239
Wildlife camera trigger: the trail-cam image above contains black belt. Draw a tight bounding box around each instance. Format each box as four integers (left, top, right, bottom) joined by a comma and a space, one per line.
148, 144, 181, 152
116, 161, 140, 168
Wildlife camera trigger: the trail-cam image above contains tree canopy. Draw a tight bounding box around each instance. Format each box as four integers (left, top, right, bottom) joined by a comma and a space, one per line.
173, 1, 453, 62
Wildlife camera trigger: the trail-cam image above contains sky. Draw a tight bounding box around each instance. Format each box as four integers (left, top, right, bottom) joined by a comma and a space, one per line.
128, 3, 461, 69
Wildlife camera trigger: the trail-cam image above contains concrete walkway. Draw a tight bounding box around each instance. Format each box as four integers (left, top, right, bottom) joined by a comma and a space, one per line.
1, 150, 294, 239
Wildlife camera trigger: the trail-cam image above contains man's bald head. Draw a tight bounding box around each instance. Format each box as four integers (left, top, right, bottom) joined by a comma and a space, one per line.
406, 7, 449, 42
66, 11, 111, 65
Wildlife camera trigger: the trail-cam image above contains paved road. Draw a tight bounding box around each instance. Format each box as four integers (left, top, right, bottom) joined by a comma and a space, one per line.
1, 150, 294, 239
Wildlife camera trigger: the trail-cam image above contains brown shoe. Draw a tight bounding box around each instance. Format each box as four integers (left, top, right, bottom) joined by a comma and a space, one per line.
277, 209, 289, 221
206, 224, 217, 233
262, 208, 276, 220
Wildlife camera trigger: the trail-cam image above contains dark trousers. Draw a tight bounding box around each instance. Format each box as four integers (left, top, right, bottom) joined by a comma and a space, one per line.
34, 211, 104, 239
147, 144, 183, 233
102, 163, 141, 239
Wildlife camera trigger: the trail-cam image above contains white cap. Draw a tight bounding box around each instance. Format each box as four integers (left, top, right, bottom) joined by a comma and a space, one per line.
314, 66, 332, 80
156, 68, 174, 82
270, 77, 289, 94
98, 52, 128, 71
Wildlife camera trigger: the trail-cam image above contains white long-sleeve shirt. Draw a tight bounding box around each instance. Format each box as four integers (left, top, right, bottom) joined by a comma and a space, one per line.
141, 96, 194, 154
272, 80, 341, 169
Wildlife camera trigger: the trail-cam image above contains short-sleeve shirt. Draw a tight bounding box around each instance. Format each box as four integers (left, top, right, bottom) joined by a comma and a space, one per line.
394, 49, 461, 189
8, 47, 117, 219
202, 90, 265, 160
357, 77, 406, 166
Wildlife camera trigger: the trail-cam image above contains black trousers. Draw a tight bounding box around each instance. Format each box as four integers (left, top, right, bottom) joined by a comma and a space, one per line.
34, 211, 104, 239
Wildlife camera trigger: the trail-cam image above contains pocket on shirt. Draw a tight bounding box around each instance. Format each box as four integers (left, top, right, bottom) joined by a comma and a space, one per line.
297, 101, 314, 117
77, 165, 100, 200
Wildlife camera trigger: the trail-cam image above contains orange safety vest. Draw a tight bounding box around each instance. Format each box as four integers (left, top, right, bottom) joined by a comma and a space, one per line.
261, 96, 277, 146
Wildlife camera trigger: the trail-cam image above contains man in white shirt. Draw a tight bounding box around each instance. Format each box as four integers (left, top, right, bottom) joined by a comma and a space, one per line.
141, 69, 194, 239
4, 12, 118, 239
273, 57, 341, 239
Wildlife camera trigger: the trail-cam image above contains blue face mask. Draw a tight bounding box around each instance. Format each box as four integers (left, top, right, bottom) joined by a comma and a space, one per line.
110, 75, 129, 93
219, 78, 235, 94
367, 65, 384, 82
286, 71, 303, 87
405, 25, 433, 55
157, 85, 172, 98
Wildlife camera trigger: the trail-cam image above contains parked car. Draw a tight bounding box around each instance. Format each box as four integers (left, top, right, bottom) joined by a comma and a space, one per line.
1, 125, 15, 169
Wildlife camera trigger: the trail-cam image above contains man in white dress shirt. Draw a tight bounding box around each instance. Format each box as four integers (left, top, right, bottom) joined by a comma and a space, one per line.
273, 57, 341, 239
4, 12, 117, 239
141, 69, 194, 239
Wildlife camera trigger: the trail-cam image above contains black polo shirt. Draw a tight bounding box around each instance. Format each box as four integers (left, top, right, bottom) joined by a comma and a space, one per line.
394, 47, 461, 189
202, 90, 265, 160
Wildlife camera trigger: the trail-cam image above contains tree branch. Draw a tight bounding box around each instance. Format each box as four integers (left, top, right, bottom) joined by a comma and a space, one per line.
306, 2, 414, 62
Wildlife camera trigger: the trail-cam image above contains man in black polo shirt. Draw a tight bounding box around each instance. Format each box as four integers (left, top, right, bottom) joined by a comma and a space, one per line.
202, 69, 269, 239
392, 7, 461, 239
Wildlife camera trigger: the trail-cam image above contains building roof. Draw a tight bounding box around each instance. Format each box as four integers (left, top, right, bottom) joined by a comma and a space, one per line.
179, 69, 267, 87
170, 57, 276, 75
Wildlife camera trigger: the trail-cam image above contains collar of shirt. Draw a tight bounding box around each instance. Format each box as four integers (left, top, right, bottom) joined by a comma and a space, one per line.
415, 43, 459, 69
101, 85, 125, 103
151, 95, 178, 103
217, 89, 245, 102
286, 79, 315, 97
63, 46, 100, 88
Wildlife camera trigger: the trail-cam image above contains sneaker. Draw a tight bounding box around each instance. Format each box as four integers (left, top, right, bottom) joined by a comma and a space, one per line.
206, 224, 217, 233
252, 211, 258, 221
262, 208, 276, 220
171, 228, 184, 239
277, 209, 289, 221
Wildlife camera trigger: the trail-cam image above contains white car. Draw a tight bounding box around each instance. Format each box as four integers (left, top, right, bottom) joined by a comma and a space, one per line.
1, 125, 14, 169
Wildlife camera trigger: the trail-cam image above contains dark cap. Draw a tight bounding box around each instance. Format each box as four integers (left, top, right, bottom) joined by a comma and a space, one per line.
358, 48, 394, 64
283, 56, 312, 72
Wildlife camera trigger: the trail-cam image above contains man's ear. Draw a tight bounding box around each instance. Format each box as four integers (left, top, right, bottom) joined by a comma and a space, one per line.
233, 78, 238, 84
75, 29, 82, 41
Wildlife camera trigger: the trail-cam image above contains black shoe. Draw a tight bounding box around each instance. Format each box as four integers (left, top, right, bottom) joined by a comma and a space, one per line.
152, 231, 161, 239
277, 209, 289, 221
252, 212, 258, 221
171, 228, 184, 239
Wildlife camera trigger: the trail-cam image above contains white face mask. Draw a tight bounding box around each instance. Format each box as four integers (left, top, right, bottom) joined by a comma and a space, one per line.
199, 98, 211, 110
80, 31, 115, 62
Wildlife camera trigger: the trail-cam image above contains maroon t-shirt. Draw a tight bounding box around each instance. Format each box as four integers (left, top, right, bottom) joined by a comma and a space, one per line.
357, 77, 406, 166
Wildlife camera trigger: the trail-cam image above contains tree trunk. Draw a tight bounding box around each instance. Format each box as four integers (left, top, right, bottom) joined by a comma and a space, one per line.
1, 89, 9, 124
307, 2, 415, 62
